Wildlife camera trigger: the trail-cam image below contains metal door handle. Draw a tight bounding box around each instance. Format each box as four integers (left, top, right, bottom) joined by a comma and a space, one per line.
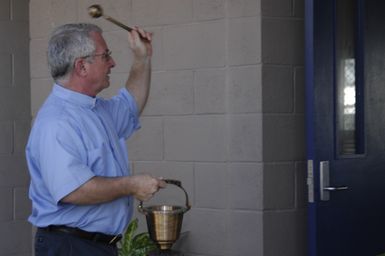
320, 161, 349, 201
323, 186, 349, 191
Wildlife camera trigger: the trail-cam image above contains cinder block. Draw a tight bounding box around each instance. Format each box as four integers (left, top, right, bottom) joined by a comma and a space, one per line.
105, 27, 165, 72
49, 0, 79, 27
107, 73, 130, 98
194, 163, 228, 209
294, 67, 305, 113
100, 74, 132, 99
263, 114, 305, 161
175, 208, 228, 255
262, 18, 304, 65
126, 117, 163, 161
11, 0, 29, 21
31, 0, 76, 35
228, 162, 263, 210
104, 30, 132, 74
263, 163, 295, 209
262, 64, 294, 113
263, 210, 307, 256
227, 0, 260, 18
228, 16, 261, 66
14, 187, 31, 220
0, 188, 13, 221
228, 65, 262, 113
30, 38, 50, 79
164, 116, 226, 161
227, 210, 263, 256
0, 21, 29, 52
294, 0, 305, 18
14, 120, 31, 154
0, 121, 13, 154
13, 51, 31, 88
194, 68, 226, 114
163, 21, 226, 70
0, 53, 12, 87
0, 155, 30, 187
0, 87, 30, 120
295, 161, 307, 209
193, 0, 225, 21
30, 78, 52, 117
5, 254, 31, 256
133, 161, 194, 206
261, 0, 293, 17
0, 0, 10, 20
29, 0, 52, 38
0, 221, 32, 254
228, 114, 263, 161
132, 0, 193, 26
150, 27, 165, 71
143, 71, 194, 115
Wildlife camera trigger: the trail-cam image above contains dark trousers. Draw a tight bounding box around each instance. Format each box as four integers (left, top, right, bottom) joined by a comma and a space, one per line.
35, 228, 118, 256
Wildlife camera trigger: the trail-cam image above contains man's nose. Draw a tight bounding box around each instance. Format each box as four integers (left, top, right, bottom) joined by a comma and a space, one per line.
109, 57, 116, 68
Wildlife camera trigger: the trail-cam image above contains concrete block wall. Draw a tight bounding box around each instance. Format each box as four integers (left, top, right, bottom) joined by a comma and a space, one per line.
261, 0, 306, 256
0, 0, 32, 255
29, 0, 306, 255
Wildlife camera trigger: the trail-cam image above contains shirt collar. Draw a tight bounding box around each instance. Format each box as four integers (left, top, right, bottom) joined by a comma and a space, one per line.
52, 83, 97, 108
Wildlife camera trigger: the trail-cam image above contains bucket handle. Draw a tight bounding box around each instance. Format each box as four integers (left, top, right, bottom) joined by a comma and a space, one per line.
138, 179, 191, 214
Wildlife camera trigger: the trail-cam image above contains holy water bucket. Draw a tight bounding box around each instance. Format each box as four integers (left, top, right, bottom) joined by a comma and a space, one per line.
138, 179, 191, 251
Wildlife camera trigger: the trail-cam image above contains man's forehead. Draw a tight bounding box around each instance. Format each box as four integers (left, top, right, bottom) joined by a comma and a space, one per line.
90, 31, 108, 50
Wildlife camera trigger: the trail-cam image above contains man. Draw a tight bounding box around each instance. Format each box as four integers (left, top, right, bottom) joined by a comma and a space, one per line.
26, 23, 166, 256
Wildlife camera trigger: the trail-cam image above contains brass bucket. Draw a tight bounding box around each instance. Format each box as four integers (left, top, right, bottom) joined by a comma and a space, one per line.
138, 179, 191, 251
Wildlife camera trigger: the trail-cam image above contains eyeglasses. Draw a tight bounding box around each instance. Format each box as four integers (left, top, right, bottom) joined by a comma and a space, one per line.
82, 50, 112, 61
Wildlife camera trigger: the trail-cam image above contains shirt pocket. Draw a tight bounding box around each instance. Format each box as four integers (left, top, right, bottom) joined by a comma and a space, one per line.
87, 142, 117, 176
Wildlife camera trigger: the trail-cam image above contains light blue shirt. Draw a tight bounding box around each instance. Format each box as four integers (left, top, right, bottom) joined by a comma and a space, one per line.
26, 84, 140, 235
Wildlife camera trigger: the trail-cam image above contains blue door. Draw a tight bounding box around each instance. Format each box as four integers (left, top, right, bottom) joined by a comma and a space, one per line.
306, 0, 385, 255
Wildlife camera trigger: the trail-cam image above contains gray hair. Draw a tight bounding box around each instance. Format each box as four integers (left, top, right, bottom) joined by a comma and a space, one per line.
47, 23, 102, 81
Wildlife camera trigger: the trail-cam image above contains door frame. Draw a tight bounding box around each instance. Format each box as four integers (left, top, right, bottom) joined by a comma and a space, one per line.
305, 0, 366, 255
305, 0, 317, 255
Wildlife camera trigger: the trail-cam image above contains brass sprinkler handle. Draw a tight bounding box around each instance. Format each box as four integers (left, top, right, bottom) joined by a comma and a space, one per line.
88, 4, 134, 32
164, 179, 181, 187
138, 179, 191, 213
164, 179, 191, 210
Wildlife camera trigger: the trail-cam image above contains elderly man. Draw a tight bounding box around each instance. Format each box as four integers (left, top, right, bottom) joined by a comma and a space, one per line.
26, 23, 165, 256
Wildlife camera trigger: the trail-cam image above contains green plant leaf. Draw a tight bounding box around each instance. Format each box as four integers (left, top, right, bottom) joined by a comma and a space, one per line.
118, 218, 138, 256
132, 233, 154, 248
118, 218, 158, 256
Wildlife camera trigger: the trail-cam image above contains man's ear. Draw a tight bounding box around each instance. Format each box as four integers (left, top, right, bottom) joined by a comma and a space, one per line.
73, 58, 87, 76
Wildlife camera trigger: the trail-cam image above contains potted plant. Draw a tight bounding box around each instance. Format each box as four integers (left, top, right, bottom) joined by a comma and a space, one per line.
118, 218, 157, 256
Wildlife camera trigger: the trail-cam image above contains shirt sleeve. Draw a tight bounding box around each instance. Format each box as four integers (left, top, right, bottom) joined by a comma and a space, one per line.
37, 120, 95, 204
99, 88, 141, 140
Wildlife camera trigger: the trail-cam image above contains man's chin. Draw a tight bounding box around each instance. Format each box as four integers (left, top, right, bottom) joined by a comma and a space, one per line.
96, 82, 110, 95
